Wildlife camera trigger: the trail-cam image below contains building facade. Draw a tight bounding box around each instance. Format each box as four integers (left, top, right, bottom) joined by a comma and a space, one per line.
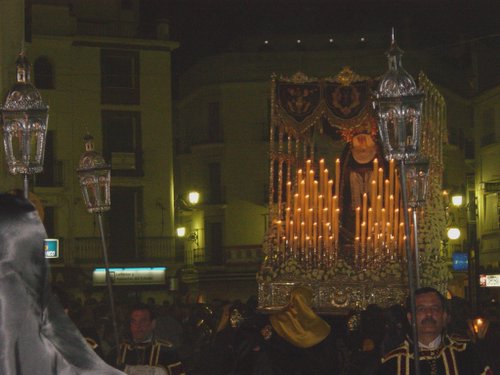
0, 0, 179, 303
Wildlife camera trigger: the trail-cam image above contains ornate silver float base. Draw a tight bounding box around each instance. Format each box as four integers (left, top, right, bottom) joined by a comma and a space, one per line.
258, 277, 408, 315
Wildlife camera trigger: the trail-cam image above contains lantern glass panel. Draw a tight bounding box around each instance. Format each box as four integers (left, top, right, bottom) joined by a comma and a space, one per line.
79, 169, 111, 213
405, 159, 429, 208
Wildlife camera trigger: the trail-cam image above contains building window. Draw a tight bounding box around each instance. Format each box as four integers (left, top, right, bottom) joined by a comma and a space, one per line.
34, 57, 54, 89
102, 111, 143, 176
101, 50, 140, 104
208, 102, 223, 142
208, 162, 223, 203
480, 108, 495, 147
484, 193, 500, 233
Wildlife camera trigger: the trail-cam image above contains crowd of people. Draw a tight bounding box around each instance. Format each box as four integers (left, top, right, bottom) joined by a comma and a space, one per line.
54, 285, 499, 375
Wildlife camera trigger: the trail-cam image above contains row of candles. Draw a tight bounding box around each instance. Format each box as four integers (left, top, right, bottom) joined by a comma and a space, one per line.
273, 158, 415, 267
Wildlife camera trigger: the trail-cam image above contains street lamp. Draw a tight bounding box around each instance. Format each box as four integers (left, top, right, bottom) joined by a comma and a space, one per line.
1, 51, 49, 199
451, 194, 463, 207
374, 30, 425, 375
447, 227, 461, 240
188, 191, 200, 205
76, 133, 120, 363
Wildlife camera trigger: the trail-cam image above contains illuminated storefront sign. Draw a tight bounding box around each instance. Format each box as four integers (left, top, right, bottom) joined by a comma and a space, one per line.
93, 267, 167, 286
479, 274, 500, 287
451, 252, 468, 271
44, 239, 59, 258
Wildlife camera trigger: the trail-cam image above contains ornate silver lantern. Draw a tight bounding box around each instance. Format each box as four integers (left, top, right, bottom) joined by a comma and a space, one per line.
1, 52, 49, 198
77, 134, 111, 213
374, 33, 424, 161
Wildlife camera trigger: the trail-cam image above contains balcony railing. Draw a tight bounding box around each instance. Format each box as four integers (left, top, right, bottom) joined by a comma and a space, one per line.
59, 236, 176, 265
49, 238, 262, 268
224, 245, 263, 264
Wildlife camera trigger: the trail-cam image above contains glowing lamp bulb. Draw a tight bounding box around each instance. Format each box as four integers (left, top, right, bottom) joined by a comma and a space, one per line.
176, 227, 186, 238
451, 195, 463, 207
447, 227, 461, 240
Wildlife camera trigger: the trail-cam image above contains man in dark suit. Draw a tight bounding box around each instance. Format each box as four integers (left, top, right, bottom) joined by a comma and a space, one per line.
115, 303, 185, 375
378, 287, 491, 375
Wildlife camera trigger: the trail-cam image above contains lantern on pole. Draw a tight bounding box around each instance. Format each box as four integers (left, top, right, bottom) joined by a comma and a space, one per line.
373, 30, 425, 375
1, 51, 49, 198
77, 134, 111, 213
76, 134, 120, 363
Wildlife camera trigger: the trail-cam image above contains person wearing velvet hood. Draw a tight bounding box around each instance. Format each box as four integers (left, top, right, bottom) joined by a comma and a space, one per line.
256, 286, 339, 375
0, 193, 124, 374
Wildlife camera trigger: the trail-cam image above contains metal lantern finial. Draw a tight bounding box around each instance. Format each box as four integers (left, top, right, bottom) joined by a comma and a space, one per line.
1, 51, 49, 175
77, 133, 111, 213
374, 32, 424, 161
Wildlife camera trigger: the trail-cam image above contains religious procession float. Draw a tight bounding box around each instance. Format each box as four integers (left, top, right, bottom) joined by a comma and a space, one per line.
258, 36, 451, 314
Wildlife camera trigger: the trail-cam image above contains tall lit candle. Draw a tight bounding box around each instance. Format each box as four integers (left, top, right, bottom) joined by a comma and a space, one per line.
305, 160, 311, 194
327, 180, 333, 212
286, 181, 292, 208
389, 195, 394, 229
335, 158, 340, 197
309, 170, 315, 198
386, 222, 391, 247
323, 169, 329, 198
378, 168, 384, 197
362, 193, 368, 224
301, 221, 306, 249
373, 158, 379, 186
324, 222, 329, 245
297, 169, 303, 185
389, 159, 395, 196
300, 181, 305, 208
308, 208, 313, 239
394, 208, 400, 245
361, 222, 366, 249
313, 181, 319, 212
319, 159, 325, 194
384, 179, 390, 210
376, 195, 382, 224
381, 208, 386, 239
285, 207, 290, 238
313, 222, 318, 249
355, 207, 361, 239
296, 208, 302, 233
367, 207, 373, 237
370, 180, 376, 208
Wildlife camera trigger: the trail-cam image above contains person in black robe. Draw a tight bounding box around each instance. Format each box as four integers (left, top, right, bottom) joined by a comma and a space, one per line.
0, 193, 124, 374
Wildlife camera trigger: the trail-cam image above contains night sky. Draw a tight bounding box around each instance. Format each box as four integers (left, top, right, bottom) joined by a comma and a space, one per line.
140, 0, 500, 78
